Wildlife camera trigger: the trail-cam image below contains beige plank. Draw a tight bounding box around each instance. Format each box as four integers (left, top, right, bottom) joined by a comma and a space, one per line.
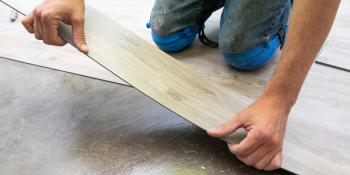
79, 6, 252, 130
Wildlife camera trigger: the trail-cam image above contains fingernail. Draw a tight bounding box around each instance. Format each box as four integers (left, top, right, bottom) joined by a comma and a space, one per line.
81, 44, 89, 53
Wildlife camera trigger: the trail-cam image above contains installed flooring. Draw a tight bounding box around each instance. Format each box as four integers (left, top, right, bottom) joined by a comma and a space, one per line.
317, 0, 350, 70
0, 0, 350, 175
318, 40, 350, 71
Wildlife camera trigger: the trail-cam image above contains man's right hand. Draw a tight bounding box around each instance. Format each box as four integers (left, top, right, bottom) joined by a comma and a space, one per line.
22, 0, 89, 53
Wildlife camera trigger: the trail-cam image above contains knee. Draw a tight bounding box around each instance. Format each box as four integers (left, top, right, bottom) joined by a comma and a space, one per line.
220, 35, 280, 71
149, 2, 199, 53
150, 26, 198, 53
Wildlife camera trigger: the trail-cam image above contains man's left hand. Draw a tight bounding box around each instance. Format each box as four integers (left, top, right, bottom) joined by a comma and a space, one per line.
208, 94, 292, 170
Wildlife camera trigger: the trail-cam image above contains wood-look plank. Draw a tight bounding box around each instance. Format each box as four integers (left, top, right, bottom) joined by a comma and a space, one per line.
77, 6, 253, 131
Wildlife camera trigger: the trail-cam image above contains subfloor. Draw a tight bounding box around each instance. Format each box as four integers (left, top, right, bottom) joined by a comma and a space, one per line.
0, 0, 349, 175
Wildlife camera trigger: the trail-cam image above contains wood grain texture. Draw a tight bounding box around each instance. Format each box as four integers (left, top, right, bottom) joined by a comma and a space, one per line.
2, 1, 350, 174
78, 6, 252, 131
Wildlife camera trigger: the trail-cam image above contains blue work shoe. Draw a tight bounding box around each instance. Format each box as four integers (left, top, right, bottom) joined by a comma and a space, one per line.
223, 26, 288, 71
147, 22, 199, 53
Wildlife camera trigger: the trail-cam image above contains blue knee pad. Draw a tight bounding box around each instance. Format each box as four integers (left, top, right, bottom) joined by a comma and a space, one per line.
223, 36, 281, 70
150, 26, 199, 53
223, 25, 288, 71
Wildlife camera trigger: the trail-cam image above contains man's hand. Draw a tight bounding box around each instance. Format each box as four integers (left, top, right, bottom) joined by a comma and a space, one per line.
208, 95, 292, 170
208, 0, 340, 170
22, 0, 88, 53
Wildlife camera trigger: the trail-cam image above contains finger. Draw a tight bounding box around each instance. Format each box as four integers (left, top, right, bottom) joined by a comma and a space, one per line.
33, 19, 42, 40
254, 149, 280, 170
264, 151, 282, 171
227, 129, 264, 158
34, 9, 45, 42
71, 16, 89, 53
238, 143, 274, 166
207, 114, 244, 137
22, 11, 34, 33
42, 13, 66, 46
33, 9, 43, 40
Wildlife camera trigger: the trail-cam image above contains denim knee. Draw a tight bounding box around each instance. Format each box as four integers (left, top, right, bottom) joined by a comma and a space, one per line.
221, 23, 289, 70
149, 0, 224, 52
218, 0, 292, 70
222, 36, 281, 70
149, 26, 199, 53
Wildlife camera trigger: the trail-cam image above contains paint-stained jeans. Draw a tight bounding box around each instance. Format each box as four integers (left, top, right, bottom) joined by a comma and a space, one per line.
150, 0, 292, 55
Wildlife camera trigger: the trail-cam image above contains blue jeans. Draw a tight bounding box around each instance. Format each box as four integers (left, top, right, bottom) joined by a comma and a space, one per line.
149, 0, 292, 70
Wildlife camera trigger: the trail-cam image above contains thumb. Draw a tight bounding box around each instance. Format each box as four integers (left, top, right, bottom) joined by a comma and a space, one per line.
22, 11, 35, 33
207, 114, 244, 138
264, 151, 283, 171
71, 16, 89, 53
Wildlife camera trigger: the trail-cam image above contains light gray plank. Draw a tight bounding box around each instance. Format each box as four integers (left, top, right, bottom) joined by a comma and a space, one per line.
283, 64, 350, 174
319, 0, 350, 70
327, 0, 350, 42
318, 40, 350, 71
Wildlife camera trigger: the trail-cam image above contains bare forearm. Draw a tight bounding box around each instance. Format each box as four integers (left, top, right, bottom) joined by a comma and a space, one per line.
209, 1, 341, 170
263, 0, 340, 107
